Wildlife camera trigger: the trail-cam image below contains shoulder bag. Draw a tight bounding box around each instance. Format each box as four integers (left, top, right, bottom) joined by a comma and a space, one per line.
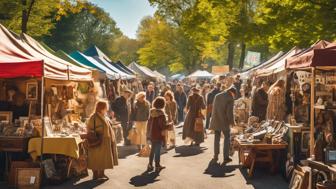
86, 114, 103, 148
194, 97, 205, 133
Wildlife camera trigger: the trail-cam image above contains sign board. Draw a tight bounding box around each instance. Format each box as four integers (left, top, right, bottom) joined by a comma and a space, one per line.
212, 65, 229, 75
244, 51, 261, 68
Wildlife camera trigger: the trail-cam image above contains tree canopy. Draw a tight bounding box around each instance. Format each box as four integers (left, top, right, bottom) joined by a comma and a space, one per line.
1, 0, 336, 73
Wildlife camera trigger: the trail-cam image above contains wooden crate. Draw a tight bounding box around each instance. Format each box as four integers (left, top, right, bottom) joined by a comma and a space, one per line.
8, 161, 39, 187
16, 168, 41, 189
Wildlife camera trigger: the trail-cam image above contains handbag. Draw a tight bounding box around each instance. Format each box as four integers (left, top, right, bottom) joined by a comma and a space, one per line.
127, 127, 138, 144
194, 113, 204, 132
139, 144, 151, 157
194, 98, 204, 133
86, 114, 102, 148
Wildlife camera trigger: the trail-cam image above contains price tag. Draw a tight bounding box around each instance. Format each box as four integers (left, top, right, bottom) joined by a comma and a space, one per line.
30, 176, 36, 184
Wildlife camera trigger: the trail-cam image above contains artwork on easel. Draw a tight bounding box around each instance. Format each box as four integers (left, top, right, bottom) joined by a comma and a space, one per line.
29, 101, 37, 117
26, 82, 38, 100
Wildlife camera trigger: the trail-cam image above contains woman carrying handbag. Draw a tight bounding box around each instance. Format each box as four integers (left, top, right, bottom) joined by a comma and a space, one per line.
183, 87, 206, 146
86, 101, 118, 180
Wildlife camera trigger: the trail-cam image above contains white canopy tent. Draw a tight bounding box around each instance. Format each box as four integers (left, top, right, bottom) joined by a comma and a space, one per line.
187, 70, 214, 79
128, 62, 158, 80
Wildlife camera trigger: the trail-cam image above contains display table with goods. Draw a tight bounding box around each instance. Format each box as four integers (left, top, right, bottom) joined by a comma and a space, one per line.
234, 119, 288, 178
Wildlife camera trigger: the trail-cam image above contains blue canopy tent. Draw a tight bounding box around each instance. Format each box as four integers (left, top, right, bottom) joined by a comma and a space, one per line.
70, 51, 119, 80
84, 46, 135, 79
92, 56, 135, 80
115, 61, 135, 75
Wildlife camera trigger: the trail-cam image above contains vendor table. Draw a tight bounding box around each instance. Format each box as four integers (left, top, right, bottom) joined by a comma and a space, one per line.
236, 139, 287, 178
28, 136, 82, 161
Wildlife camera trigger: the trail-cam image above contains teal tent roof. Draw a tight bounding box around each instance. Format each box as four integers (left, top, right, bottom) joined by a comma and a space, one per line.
84, 45, 111, 62
70, 51, 118, 79
39, 42, 92, 70
55, 50, 93, 70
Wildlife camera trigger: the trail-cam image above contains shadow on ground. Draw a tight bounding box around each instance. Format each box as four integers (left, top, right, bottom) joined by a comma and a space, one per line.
204, 160, 237, 178
129, 171, 160, 187
239, 167, 288, 189
70, 179, 107, 189
174, 145, 207, 157
117, 145, 139, 159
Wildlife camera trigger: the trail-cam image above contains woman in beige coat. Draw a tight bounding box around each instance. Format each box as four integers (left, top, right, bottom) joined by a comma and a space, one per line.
132, 92, 150, 149
164, 90, 177, 149
87, 101, 118, 180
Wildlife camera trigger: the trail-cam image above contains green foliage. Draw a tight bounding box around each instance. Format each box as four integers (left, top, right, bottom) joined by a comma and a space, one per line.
0, 0, 60, 37
109, 35, 141, 65
44, 2, 122, 55
137, 16, 181, 71
255, 0, 336, 51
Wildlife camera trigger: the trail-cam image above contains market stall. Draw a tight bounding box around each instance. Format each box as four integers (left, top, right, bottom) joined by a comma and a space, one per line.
0, 23, 94, 187
286, 40, 336, 188
128, 62, 158, 81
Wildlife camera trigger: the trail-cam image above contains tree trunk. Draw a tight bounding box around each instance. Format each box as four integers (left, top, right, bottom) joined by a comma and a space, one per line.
227, 42, 235, 70
21, 0, 28, 33
21, 0, 35, 34
239, 42, 246, 69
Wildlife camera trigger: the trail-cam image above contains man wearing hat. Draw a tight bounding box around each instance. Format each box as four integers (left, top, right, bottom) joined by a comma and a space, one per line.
111, 89, 133, 145
210, 86, 237, 164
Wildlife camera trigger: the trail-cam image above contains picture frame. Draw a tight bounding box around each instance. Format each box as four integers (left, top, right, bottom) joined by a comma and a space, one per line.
289, 167, 309, 189
0, 111, 13, 124
26, 82, 38, 100
301, 131, 310, 153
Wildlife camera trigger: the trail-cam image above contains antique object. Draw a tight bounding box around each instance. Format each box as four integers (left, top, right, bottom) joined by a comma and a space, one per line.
26, 82, 38, 100
16, 168, 41, 189
0, 111, 13, 124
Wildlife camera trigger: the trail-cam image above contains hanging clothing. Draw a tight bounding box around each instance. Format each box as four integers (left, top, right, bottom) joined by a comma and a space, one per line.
267, 86, 286, 121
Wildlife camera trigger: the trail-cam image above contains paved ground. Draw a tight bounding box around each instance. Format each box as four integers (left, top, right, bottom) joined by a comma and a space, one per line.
2, 126, 288, 189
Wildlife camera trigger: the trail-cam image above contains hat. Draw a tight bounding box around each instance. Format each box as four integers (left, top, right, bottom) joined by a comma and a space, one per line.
191, 86, 201, 92
123, 88, 133, 94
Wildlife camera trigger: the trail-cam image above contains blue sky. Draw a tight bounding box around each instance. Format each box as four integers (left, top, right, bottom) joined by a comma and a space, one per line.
89, 0, 156, 39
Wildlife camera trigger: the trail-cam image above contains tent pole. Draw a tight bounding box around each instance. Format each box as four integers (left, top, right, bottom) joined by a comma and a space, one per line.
310, 67, 315, 158
40, 63, 45, 162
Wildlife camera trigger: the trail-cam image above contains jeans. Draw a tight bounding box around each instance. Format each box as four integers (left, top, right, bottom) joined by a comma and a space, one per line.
149, 141, 162, 166
177, 108, 184, 123
214, 130, 230, 159
205, 113, 211, 129
121, 121, 130, 145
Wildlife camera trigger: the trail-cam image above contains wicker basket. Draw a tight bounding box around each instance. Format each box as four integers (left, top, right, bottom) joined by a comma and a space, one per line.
16, 168, 41, 189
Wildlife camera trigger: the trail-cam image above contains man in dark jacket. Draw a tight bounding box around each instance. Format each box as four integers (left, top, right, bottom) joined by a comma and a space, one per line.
146, 83, 156, 105
205, 83, 221, 129
174, 83, 187, 123
111, 89, 133, 145
251, 81, 269, 121
233, 75, 242, 99
210, 87, 237, 164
